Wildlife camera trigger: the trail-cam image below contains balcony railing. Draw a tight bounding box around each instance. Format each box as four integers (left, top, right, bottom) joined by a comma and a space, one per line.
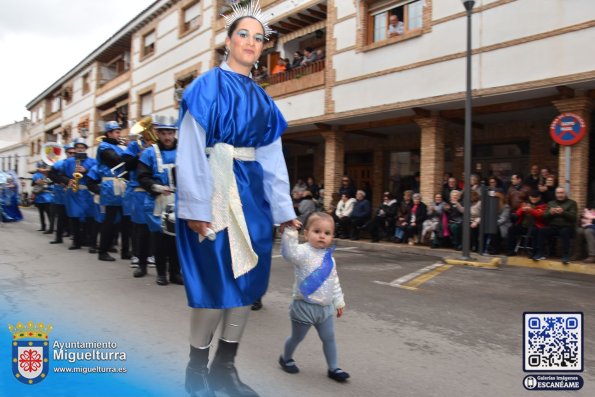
259, 59, 325, 86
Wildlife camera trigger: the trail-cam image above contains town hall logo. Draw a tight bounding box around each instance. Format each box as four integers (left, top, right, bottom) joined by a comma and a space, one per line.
8, 321, 53, 385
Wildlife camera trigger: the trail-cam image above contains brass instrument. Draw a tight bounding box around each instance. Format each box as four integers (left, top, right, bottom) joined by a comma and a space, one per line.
95, 135, 129, 146
130, 116, 158, 145
41, 142, 66, 166
71, 159, 83, 193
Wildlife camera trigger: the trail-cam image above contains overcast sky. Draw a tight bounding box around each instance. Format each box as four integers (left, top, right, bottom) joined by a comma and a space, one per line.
0, 0, 151, 127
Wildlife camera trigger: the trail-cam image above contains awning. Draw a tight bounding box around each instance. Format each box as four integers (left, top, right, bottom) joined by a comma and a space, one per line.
279, 21, 326, 45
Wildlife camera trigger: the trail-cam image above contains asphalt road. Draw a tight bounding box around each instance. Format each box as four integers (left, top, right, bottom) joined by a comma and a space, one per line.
1, 208, 593, 396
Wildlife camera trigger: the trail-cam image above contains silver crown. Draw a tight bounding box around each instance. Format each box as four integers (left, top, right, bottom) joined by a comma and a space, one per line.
223, 0, 273, 40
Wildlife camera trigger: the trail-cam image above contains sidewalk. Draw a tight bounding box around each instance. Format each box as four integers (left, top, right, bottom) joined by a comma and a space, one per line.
333, 237, 595, 276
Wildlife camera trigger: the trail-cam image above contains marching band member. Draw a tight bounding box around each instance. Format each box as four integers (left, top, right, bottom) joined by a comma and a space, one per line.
95, 121, 129, 262
48, 144, 76, 244
0, 172, 23, 222
137, 119, 183, 285
122, 128, 154, 275
32, 161, 53, 232
122, 138, 144, 267
51, 137, 96, 250
176, 3, 298, 395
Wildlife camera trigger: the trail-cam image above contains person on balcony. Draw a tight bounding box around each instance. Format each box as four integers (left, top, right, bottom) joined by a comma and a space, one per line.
301, 47, 317, 66
290, 51, 303, 69
271, 58, 287, 74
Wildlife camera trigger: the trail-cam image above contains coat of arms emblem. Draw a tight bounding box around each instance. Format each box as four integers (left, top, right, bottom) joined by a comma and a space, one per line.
8, 321, 52, 385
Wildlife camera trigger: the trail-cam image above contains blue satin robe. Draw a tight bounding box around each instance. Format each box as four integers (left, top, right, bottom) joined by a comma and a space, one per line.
176, 63, 295, 309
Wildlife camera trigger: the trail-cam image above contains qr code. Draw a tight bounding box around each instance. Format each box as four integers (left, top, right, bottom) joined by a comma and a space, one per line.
524, 313, 583, 372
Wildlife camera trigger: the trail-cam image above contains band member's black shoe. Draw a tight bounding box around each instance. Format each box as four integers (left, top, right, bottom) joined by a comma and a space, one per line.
251, 299, 263, 311
108, 247, 118, 254
43, 230, 53, 234
170, 274, 184, 285
98, 252, 116, 262
156, 275, 168, 285
37, 228, 45, 232
49, 239, 63, 244
185, 346, 215, 397
133, 267, 147, 278
121, 251, 132, 260
68, 245, 81, 250
88, 246, 98, 254
210, 340, 260, 397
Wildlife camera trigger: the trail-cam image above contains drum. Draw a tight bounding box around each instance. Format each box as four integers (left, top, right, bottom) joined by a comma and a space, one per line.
161, 203, 176, 236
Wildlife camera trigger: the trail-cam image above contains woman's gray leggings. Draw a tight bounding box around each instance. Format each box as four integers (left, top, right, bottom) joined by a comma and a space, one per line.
190, 306, 251, 348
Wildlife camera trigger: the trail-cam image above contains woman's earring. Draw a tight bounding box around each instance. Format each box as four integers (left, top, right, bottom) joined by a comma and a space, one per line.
224, 47, 229, 61
254, 60, 259, 69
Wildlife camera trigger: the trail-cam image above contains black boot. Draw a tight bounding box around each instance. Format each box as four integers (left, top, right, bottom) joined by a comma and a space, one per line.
98, 252, 116, 262
210, 340, 259, 397
133, 266, 147, 278
185, 346, 215, 397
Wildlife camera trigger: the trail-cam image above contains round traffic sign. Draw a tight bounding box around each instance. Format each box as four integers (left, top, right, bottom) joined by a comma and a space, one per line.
550, 113, 586, 146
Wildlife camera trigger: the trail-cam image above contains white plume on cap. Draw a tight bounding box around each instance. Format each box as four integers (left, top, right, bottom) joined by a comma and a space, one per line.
223, 0, 273, 40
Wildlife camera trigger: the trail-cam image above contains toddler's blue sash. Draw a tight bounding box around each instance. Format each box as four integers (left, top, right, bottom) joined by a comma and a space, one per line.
299, 246, 336, 298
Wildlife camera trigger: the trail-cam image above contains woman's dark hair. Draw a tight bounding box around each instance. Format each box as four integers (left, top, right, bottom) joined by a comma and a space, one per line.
227, 16, 264, 38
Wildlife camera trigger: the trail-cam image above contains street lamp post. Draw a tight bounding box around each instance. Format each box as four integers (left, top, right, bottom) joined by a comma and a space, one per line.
461, 0, 476, 260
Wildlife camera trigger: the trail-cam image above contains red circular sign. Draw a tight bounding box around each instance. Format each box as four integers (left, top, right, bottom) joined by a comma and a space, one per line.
550, 113, 586, 146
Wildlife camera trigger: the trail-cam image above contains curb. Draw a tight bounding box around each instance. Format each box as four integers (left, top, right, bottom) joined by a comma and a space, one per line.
506, 256, 595, 276
443, 256, 501, 270
332, 238, 595, 276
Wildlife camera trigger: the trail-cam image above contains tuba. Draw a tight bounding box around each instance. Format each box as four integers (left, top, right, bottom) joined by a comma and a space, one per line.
130, 116, 158, 145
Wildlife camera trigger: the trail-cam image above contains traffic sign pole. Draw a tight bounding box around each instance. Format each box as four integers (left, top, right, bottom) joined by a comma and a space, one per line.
565, 146, 571, 195
550, 113, 586, 198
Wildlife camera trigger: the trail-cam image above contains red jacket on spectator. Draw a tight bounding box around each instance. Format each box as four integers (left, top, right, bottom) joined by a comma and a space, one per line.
514, 202, 546, 228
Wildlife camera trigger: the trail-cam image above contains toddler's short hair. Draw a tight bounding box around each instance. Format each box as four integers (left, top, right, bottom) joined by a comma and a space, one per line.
304, 212, 335, 231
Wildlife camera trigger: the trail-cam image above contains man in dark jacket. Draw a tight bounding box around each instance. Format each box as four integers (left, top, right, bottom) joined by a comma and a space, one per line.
533, 187, 577, 264
349, 190, 371, 240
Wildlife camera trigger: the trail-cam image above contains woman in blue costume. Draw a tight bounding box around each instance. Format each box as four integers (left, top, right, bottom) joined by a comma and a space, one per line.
1, 172, 23, 222
176, 3, 298, 396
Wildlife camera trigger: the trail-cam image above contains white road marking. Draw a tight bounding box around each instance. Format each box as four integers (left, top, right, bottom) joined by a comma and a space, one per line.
373, 263, 445, 287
